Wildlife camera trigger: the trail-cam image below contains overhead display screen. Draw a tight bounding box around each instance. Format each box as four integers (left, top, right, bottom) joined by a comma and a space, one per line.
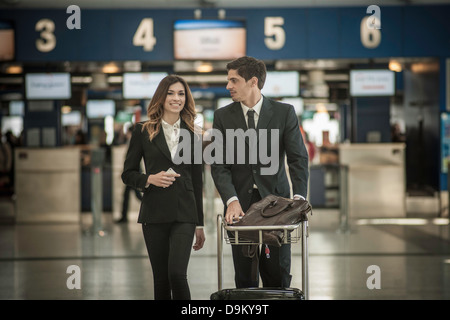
350, 69, 395, 97
62, 111, 82, 126
261, 71, 300, 97
9, 100, 24, 116
174, 20, 246, 60
25, 73, 72, 100
86, 100, 116, 119
0, 21, 14, 61
122, 72, 168, 99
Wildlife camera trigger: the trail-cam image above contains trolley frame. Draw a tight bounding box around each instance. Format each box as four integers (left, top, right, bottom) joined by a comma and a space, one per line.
216, 214, 309, 300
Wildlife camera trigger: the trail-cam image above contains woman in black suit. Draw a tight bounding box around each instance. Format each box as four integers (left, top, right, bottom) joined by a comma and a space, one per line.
121, 75, 205, 300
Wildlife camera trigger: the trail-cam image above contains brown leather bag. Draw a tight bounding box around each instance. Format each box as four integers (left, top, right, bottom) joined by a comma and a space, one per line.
232, 194, 312, 247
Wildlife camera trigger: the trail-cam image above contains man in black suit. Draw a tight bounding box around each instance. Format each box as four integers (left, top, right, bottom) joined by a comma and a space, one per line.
211, 56, 309, 289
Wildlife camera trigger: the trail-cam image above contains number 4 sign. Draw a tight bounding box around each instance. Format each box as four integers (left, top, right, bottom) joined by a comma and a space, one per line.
133, 18, 157, 52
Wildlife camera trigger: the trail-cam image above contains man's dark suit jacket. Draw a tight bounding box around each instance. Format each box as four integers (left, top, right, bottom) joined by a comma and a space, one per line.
121, 121, 204, 226
211, 97, 309, 212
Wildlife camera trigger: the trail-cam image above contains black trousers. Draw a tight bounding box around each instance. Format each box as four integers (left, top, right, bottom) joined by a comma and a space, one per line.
229, 189, 292, 289
142, 222, 195, 300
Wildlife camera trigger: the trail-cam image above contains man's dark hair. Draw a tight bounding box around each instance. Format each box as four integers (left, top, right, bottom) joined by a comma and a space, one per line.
226, 56, 267, 90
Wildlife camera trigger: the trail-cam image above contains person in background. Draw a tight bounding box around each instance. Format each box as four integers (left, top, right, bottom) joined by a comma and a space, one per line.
116, 125, 143, 223
121, 75, 205, 300
0, 131, 12, 188
74, 129, 87, 145
300, 125, 316, 162
4, 131, 18, 188
391, 122, 406, 142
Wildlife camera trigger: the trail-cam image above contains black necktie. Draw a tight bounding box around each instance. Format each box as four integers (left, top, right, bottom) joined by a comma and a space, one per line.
247, 109, 255, 129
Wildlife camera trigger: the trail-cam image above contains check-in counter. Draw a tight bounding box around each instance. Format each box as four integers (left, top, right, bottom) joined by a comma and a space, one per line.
339, 143, 406, 218
15, 147, 81, 223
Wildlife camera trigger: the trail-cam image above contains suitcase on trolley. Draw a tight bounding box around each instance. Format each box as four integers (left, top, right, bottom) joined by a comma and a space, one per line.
210, 287, 305, 300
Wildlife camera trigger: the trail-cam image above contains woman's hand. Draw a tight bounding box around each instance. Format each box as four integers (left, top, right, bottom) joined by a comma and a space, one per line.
147, 170, 180, 188
193, 228, 205, 251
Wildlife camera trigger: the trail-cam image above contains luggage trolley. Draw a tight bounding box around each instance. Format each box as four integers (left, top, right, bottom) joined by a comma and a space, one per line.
214, 213, 310, 300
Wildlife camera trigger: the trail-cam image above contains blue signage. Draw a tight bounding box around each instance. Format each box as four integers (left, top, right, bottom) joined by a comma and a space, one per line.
1, 5, 450, 62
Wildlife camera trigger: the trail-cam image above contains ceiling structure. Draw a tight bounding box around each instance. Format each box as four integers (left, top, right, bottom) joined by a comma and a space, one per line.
1, 0, 450, 8
0, 0, 446, 101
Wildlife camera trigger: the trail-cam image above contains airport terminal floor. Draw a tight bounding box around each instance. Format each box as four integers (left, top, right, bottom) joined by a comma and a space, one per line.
0, 199, 449, 301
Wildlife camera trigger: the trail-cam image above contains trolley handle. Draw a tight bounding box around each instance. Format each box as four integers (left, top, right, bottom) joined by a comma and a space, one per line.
223, 223, 302, 232
219, 215, 303, 246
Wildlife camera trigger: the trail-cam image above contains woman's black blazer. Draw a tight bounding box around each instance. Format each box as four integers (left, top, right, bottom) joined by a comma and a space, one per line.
121, 121, 204, 226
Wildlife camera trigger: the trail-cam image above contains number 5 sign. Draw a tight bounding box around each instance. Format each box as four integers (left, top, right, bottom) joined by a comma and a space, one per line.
264, 17, 286, 50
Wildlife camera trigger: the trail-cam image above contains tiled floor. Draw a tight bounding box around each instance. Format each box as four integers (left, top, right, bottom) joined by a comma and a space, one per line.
0, 205, 449, 300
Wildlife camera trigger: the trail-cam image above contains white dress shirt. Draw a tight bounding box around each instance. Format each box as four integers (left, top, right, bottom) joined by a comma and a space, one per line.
161, 118, 181, 160
241, 97, 263, 129
144, 119, 180, 189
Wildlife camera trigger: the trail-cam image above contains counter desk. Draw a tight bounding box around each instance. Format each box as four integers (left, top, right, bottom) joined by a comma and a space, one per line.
15, 147, 81, 223
339, 143, 406, 218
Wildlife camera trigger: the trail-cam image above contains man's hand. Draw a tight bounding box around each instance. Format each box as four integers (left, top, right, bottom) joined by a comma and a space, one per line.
225, 200, 245, 224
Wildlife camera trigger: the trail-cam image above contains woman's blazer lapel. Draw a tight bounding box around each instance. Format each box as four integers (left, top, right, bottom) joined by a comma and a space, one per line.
152, 126, 172, 162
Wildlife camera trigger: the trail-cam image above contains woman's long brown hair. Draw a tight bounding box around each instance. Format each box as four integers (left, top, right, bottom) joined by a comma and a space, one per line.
142, 75, 199, 141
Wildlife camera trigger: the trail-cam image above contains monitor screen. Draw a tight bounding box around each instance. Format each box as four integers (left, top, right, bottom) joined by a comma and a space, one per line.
281, 97, 304, 115
350, 69, 395, 97
9, 100, 24, 116
217, 97, 234, 109
62, 111, 82, 126
122, 72, 168, 99
174, 20, 246, 60
86, 100, 115, 119
0, 21, 14, 61
261, 71, 300, 97
25, 73, 72, 100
